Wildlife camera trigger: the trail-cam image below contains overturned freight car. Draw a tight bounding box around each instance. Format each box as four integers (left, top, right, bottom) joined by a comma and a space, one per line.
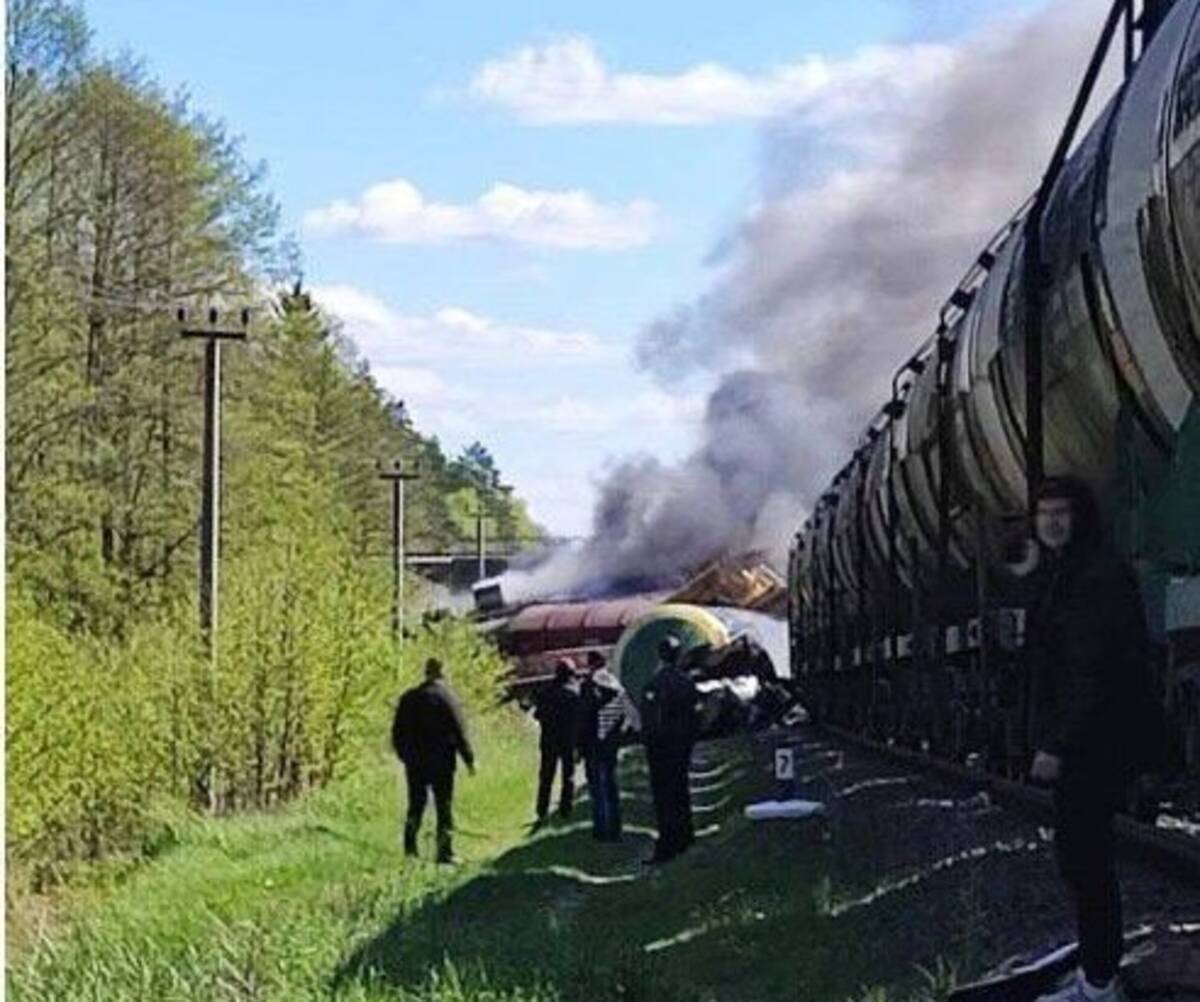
484, 593, 795, 733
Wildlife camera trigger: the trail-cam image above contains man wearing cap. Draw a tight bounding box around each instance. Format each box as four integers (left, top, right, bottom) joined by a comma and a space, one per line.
534, 659, 582, 825
641, 635, 700, 864
579, 653, 639, 841
391, 657, 475, 863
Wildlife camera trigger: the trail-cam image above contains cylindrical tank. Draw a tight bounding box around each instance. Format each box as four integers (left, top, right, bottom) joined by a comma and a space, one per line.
789, 0, 1200, 805
611, 603, 791, 733
794, 0, 1200, 628
611, 604, 730, 701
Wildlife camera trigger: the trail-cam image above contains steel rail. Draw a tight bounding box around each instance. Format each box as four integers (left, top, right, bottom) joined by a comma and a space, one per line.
819, 723, 1200, 885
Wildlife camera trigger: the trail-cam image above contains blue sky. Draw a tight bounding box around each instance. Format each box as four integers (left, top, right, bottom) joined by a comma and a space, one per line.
87, 0, 1047, 537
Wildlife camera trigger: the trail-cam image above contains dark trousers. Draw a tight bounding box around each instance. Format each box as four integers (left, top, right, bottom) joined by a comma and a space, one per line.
537, 744, 575, 819
646, 741, 694, 861
1054, 774, 1124, 984
404, 761, 455, 860
585, 749, 621, 839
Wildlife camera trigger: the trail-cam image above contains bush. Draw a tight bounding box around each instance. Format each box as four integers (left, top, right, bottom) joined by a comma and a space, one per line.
7, 592, 199, 880
6, 542, 511, 880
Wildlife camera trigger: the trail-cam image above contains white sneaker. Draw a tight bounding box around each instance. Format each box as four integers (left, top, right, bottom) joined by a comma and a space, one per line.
1035, 969, 1128, 1002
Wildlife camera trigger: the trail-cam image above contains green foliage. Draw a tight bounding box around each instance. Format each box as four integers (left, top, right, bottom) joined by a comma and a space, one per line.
912, 957, 959, 1001
6, 590, 200, 880
6, 3, 281, 630
397, 614, 508, 713
207, 540, 394, 811
443, 443, 545, 546
7, 554, 510, 880
7, 701, 539, 1000
5, 0, 544, 882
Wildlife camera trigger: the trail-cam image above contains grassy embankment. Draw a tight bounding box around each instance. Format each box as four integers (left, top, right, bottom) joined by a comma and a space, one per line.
9, 721, 968, 1002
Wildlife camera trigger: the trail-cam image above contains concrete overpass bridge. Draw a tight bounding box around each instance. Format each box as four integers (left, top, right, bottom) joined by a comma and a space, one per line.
404, 544, 527, 591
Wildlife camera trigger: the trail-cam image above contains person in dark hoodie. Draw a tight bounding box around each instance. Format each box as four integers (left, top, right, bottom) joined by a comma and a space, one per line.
1025, 477, 1157, 1002
533, 659, 581, 825
391, 658, 475, 864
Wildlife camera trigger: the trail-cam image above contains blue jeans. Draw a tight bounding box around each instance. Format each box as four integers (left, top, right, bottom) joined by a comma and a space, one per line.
585, 750, 621, 839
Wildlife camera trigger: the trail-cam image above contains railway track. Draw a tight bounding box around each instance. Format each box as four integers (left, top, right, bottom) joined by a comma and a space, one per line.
759, 724, 1200, 1000
819, 724, 1200, 886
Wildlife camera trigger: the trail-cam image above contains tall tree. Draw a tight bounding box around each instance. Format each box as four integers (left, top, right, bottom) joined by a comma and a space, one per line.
7, 17, 283, 630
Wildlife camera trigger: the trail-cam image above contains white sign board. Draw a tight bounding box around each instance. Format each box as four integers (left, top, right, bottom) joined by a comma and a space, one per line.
774, 747, 796, 781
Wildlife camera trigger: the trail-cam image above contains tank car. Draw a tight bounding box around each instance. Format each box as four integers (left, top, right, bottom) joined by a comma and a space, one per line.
612, 604, 793, 734
789, 0, 1200, 804
490, 595, 792, 731
491, 595, 655, 702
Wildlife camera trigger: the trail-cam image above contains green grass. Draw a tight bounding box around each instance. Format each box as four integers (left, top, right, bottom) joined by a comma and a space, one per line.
7, 718, 970, 1002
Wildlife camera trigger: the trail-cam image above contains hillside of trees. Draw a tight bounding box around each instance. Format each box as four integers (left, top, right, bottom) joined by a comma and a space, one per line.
6, 0, 542, 881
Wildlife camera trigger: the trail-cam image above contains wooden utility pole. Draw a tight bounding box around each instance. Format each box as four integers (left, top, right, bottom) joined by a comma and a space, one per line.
377, 459, 420, 650
475, 504, 488, 582
471, 476, 512, 583
178, 306, 249, 652
178, 305, 248, 813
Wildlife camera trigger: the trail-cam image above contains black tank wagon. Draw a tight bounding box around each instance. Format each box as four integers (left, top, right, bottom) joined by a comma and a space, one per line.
789, 0, 1200, 809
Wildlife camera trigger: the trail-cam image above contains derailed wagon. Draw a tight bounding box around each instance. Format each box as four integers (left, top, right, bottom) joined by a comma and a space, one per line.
489, 595, 656, 703
610, 603, 795, 735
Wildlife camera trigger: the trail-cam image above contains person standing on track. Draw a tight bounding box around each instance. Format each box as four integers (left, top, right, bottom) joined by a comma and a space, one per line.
391, 657, 475, 864
1025, 477, 1158, 1002
641, 635, 699, 865
533, 659, 581, 825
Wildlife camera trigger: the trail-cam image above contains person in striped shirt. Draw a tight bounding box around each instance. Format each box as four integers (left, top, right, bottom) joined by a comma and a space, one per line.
579, 656, 639, 842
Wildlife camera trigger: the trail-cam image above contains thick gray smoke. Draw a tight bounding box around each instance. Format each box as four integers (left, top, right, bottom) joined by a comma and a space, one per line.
500, 371, 825, 601
502, 0, 1117, 604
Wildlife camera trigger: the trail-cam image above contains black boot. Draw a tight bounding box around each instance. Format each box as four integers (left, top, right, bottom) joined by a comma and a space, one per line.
436, 829, 455, 864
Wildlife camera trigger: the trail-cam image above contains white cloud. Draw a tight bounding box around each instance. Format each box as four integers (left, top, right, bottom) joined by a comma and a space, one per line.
469, 34, 957, 126
468, 0, 1114, 581
369, 364, 482, 443
312, 283, 396, 332
308, 284, 705, 491
497, 470, 598, 539
512, 389, 704, 433
303, 178, 657, 249
312, 284, 616, 366
366, 361, 705, 536
632, 388, 706, 426
369, 364, 456, 405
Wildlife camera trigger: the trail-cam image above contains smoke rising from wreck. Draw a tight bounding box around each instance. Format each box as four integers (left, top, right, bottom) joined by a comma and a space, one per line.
502, 0, 1116, 605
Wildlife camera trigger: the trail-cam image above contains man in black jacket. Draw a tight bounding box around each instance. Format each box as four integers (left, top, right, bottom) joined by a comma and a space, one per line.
642, 635, 699, 865
1026, 477, 1156, 1002
391, 657, 475, 863
534, 659, 581, 824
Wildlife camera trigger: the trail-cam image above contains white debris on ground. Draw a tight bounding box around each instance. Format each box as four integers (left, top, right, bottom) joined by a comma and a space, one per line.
743, 799, 826, 821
